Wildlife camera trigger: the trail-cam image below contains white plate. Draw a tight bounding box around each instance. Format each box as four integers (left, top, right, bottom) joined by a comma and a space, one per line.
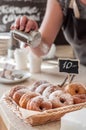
0, 70, 31, 84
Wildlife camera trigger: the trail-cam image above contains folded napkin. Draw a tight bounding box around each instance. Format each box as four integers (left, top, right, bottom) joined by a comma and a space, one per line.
60, 108, 86, 130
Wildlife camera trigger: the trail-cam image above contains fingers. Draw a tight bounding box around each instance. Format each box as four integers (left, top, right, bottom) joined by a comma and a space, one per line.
15, 17, 21, 29
10, 15, 38, 32
25, 20, 38, 32
20, 15, 28, 31
33, 21, 38, 30
11, 17, 20, 30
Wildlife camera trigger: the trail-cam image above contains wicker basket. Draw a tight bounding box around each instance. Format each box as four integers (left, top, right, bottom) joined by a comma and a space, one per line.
2, 93, 86, 126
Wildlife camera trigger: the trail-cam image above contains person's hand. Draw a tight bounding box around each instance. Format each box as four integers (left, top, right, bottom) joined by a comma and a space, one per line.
10, 15, 38, 32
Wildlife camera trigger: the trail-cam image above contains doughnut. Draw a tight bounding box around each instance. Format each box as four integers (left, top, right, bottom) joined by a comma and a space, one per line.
12, 89, 28, 104
73, 94, 86, 104
35, 83, 52, 94
49, 90, 64, 99
9, 85, 27, 98
42, 85, 59, 98
49, 90, 73, 108
19, 92, 39, 108
27, 96, 52, 111
65, 83, 86, 96
29, 80, 49, 92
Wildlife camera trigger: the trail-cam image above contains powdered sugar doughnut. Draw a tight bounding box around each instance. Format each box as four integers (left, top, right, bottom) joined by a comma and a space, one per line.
19, 92, 39, 108
27, 96, 52, 111
35, 83, 52, 94
29, 80, 49, 92
49, 90, 73, 108
9, 85, 27, 98
42, 85, 59, 98
49, 90, 64, 99
12, 89, 28, 104
73, 94, 86, 104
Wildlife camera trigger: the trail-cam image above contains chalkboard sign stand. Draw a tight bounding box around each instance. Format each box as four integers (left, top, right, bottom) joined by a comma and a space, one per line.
58, 58, 80, 84
67, 74, 75, 84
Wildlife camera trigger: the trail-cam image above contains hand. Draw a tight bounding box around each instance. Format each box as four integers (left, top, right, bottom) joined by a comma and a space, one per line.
10, 15, 38, 32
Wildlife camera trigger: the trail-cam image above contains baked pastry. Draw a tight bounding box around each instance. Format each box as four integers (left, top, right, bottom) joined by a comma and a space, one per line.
12, 89, 28, 104
9, 80, 86, 112
42, 85, 60, 98
35, 83, 52, 94
65, 83, 86, 95
49, 90, 73, 108
29, 80, 49, 92
73, 94, 86, 104
27, 96, 52, 111
19, 92, 40, 108
9, 85, 27, 98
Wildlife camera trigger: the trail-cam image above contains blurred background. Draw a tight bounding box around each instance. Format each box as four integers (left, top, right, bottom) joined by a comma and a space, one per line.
0, 0, 68, 45
0, 0, 73, 58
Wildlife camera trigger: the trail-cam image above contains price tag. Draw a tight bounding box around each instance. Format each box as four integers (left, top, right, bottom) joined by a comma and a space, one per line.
58, 58, 80, 74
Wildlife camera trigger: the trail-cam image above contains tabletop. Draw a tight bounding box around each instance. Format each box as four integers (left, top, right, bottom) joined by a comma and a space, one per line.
0, 56, 86, 130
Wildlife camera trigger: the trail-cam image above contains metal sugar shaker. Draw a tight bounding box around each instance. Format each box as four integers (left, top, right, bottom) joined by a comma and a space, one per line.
12, 29, 41, 48
8, 31, 20, 58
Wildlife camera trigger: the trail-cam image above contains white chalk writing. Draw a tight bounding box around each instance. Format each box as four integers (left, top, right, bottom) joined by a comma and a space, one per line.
0, 5, 40, 24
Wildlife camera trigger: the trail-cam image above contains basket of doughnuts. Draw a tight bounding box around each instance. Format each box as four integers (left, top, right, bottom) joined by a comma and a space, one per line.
2, 79, 86, 126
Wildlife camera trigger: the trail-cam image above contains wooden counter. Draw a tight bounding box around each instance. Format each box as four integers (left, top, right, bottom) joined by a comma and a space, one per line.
0, 116, 7, 130
0, 59, 86, 130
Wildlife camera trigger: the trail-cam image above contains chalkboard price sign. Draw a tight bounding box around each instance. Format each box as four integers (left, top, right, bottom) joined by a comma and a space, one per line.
58, 58, 80, 74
